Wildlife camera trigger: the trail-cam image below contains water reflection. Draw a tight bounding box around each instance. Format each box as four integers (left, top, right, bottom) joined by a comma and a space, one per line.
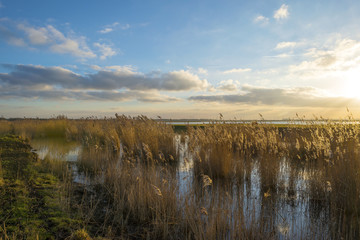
30, 136, 354, 239
31, 138, 81, 161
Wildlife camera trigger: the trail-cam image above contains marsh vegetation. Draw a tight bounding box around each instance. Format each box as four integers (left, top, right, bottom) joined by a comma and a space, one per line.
1, 115, 360, 239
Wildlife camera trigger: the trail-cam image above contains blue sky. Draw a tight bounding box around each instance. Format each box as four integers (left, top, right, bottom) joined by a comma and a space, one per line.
1, 0, 360, 119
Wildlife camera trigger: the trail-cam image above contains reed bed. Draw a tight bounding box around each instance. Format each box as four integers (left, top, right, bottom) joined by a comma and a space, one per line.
114, 115, 177, 165
186, 119, 360, 238
66, 147, 278, 239
1, 115, 178, 164
188, 123, 283, 180
0, 118, 68, 139
2, 116, 360, 239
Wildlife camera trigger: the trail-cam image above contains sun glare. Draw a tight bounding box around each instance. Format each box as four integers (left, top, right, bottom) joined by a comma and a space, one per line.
342, 67, 360, 99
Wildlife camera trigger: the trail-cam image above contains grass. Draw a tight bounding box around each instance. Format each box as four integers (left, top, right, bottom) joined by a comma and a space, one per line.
1, 116, 360, 239
0, 135, 85, 239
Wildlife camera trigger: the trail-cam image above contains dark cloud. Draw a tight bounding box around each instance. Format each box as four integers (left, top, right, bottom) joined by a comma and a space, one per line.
0, 64, 208, 91
0, 64, 202, 102
189, 85, 357, 108
0, 87, 180, 103
1, 64, 82, 87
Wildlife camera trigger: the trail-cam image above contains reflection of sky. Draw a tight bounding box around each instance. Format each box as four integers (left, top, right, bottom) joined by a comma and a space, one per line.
31, 138, 81, 160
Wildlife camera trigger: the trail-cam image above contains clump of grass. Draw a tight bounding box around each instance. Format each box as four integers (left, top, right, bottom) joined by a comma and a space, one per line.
68, 118, 120, 152
11, 118, 68, 139
76, 146, 119, 177
115, 115, 177, 164
189, 124, 235, 179
64, 115, 177, 165
73, 157, 182, 239
189, 123, 283, 180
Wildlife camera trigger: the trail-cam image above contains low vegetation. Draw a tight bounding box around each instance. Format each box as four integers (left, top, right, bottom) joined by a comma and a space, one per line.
0, 135, 82, 239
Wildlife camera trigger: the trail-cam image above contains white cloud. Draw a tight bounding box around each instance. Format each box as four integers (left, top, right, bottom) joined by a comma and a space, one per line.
254, 15, 269, 25
161, 70, 209, 91
217, 79, 240, 92
99, 28, 113, 34
104, 65, 136, 74
183, 66, 209, 76
99, 22, 119, 34
99, 22, 129, 34
136, 91, 181, 102
17, 23, 96, 58
17, 24, 49, 45
197, 67, 208, 75
90, 65, 135, 73
207, 86, 216, 92
274, 4, 289, 20
94, 42, 117, 60
46, 25, 66, 40
275, 41, 297, 49
90, 65, 102, 71
223, 68, 251, 74
51, 38, 96, 58
281, 37, 360, 98
290, 38, 360, 73
9, 37, 26, 46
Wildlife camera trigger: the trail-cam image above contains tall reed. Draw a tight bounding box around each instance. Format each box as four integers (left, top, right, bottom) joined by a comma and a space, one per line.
3, 115, 360, 238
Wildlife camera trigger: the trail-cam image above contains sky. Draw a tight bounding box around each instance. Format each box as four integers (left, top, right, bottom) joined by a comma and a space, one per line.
1, 0, 360, 119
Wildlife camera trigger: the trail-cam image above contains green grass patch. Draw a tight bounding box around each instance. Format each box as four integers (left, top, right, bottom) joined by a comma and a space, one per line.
0, 135, 84, 239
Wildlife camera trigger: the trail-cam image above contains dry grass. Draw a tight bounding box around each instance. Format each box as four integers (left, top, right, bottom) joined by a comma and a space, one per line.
2, 115, 360, 239
115, 115, 177, 164
188, 123, 283, 179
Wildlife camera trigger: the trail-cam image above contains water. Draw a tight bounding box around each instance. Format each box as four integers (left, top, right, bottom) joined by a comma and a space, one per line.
163, 119, 360, 125
31, 138, 81, 161
31, 138, 92, 184
30, 136, 346, 239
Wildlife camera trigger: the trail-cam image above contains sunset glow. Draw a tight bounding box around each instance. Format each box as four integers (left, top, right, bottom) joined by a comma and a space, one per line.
342, 67, 360, 99
1, 0, 360, 119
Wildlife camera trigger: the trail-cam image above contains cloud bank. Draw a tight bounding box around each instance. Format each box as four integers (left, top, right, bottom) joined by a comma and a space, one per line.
0, 64, 208, 102
189, 85, 357, 108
